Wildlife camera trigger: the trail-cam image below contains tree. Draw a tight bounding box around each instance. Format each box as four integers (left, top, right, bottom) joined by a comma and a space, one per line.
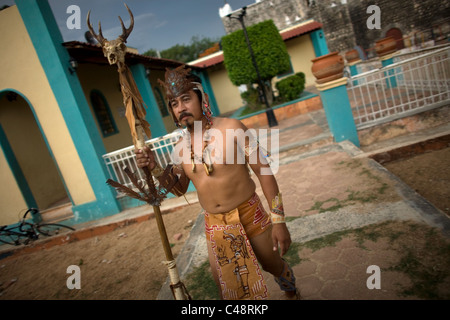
143, 36, 219, 63
221, 19, 290, 95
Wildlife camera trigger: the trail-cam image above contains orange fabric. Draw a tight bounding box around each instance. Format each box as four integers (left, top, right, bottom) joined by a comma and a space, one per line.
119, 65, 151, 146
204, 193, 271, 300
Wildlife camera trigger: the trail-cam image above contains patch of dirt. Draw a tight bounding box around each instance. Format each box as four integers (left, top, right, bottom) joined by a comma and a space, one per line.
383, 147, 450, 216
0, 203, 202, 300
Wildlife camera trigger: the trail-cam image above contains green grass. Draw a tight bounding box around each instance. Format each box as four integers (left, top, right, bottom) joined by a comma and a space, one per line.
185, 261, 220, 300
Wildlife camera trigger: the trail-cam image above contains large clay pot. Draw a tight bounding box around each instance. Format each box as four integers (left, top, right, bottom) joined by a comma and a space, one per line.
345, 49, 360, 63
375, 37, 397, 57
311, 51, 345, 84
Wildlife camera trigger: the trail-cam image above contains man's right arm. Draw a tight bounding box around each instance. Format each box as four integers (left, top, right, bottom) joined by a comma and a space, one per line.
135, 146, 190, 197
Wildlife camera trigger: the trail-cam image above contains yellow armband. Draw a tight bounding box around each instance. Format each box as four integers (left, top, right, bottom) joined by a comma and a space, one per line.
271, 192, 285, 224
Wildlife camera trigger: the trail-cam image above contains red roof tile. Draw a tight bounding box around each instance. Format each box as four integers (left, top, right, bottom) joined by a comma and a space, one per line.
190, 52, 224, 68
280, 21, 323, 41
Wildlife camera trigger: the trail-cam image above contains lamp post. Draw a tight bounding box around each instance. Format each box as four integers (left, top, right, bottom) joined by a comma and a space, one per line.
227, 7, 278, 127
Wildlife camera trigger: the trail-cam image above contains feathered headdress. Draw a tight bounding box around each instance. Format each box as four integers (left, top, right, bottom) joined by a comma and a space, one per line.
158, 65, 213, 127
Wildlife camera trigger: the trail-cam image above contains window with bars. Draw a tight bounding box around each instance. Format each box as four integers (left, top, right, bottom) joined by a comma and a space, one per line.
90, 90, 118, 137
153, 87, 169, 117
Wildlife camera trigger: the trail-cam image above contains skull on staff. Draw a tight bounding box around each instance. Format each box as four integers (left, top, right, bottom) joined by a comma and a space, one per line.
87, 4, 134, 66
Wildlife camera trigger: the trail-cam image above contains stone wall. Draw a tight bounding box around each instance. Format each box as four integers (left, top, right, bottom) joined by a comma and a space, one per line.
307, 0, 356, 53
348, 0, 450, 57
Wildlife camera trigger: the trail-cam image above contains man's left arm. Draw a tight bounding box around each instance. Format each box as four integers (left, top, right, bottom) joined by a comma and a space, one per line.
233, 120, 292, 256
253, 168, 292, 256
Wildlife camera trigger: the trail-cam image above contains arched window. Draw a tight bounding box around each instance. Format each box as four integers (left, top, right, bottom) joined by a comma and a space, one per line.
90, 90, 118, 137
154, 87, 169, 117
386, 28, 405, 50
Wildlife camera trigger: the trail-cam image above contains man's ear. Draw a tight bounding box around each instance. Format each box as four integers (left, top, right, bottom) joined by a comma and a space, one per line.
205, 92, 210, 105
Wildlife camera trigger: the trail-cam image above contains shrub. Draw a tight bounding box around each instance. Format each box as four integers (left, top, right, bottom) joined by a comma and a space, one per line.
276, 72, 305, 102
240, 86, 261, 110
222, 20, 291, 86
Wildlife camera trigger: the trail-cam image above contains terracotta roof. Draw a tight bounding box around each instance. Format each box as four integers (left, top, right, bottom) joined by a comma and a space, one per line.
188, 20, 322, 68
280, 21, 323, 41
189, 51, 225, 68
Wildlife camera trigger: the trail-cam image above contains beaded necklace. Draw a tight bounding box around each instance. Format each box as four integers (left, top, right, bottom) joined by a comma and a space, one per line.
185, 121, 213, 176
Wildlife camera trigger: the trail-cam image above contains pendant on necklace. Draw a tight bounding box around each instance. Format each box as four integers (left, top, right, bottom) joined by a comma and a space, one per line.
203, 163, 210, 176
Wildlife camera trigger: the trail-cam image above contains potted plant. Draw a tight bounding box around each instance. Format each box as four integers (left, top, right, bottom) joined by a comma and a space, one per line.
375, 37, 397, 57
345, 49, 360, 64
311, 51, 345, 84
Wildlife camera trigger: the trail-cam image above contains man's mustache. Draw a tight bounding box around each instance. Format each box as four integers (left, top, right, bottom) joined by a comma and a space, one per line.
179, 112, 193, 121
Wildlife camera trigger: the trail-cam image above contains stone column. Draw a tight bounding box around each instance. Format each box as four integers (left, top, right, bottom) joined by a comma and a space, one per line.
316, 77, 360, 147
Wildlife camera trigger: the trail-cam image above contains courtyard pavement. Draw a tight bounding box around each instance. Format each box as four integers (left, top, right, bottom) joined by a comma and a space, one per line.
154, 108, 450, 300
2, 105, 449, 300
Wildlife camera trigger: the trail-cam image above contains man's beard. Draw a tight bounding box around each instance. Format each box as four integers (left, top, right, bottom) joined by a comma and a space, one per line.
179, 111, 195, 130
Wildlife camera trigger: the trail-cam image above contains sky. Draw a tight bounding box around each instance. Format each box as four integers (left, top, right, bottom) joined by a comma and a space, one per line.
0, 0, 257, 53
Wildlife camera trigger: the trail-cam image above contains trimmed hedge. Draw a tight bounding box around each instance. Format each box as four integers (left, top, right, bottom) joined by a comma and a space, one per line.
276, 72, 306, 102
222, 20, 291, 86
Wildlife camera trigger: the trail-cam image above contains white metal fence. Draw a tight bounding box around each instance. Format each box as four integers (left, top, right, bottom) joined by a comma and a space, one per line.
102, 131, 182, 194
347, 46, 450, 129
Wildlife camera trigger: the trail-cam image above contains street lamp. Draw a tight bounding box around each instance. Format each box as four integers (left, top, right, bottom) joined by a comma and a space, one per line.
227, 6, 278, 127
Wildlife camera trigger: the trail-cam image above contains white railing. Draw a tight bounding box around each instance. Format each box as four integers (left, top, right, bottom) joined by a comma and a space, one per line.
393, 43, 450, 63
102, 131, 182, 194
347, 46, 450, 129
353, 58, 382, 74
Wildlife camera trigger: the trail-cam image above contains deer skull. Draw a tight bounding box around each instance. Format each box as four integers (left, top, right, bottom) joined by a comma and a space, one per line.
87, 4, 134, 66
101, 39, 127, 65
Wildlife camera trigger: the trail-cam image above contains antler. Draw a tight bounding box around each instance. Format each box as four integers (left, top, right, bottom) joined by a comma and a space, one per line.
118, 4, 134, 43
86, 3, 134, 45
86, 10, 105, 45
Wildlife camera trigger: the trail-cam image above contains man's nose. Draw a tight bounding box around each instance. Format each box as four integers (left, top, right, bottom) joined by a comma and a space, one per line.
177, 101, 187, 112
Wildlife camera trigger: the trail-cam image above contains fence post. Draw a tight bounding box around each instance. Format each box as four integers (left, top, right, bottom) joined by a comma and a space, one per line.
316, 77, 360, 147
348, 59, 362, 85
380, 52, 398, 88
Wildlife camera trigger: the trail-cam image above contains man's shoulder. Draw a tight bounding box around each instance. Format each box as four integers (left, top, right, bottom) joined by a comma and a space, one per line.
214, 117, 246, 130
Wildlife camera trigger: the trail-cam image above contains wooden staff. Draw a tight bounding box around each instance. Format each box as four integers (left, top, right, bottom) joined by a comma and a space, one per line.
87, 4, 190, 300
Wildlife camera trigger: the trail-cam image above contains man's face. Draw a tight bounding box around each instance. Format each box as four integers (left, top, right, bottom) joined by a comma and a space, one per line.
170, 90, 202, 128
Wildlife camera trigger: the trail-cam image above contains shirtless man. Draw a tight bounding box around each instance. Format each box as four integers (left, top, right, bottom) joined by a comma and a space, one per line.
135, 66, 298, 299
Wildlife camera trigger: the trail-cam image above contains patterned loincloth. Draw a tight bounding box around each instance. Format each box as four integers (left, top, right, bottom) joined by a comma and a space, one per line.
204, 193, 271, 300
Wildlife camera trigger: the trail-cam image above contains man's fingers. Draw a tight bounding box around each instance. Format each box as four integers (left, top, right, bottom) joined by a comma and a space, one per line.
135, 146, 156, 169
272, 236, 278, 252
